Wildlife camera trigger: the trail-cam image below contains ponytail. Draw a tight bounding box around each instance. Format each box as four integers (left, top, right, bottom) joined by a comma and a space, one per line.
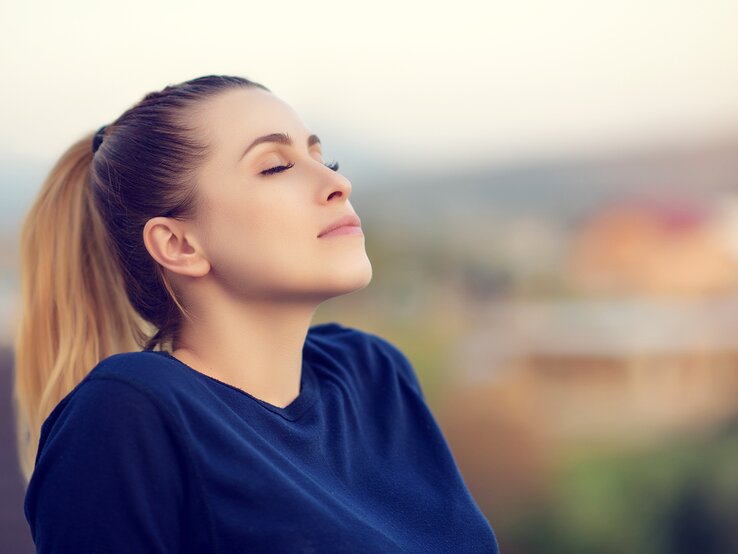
13, 132, 151, 484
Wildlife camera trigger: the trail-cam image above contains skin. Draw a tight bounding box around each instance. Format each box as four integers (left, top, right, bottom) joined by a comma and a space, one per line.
142, 87, 373, 408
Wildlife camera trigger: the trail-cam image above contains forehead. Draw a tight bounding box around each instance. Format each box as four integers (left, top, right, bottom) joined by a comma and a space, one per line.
192, 87, 311, 148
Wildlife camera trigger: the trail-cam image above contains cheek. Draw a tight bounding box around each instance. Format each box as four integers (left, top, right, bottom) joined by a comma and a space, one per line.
209, 189, 280, 240
201, 193, 314, 281
227, 192, 310, 246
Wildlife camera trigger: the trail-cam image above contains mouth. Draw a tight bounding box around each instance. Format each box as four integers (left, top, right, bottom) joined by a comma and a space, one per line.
318, 214, 363, 238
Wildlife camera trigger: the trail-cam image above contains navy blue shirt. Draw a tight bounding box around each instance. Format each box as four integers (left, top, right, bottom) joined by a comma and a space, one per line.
24, 322, 499, 553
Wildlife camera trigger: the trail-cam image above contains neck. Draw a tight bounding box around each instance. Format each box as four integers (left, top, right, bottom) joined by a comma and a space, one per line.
171, 295, 318, 408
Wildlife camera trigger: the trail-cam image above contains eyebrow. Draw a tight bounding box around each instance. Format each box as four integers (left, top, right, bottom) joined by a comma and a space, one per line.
240, 133, 321, 160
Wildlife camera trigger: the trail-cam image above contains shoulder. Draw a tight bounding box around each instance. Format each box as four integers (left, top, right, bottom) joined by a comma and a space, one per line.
306, 321, 406, 363
307, 321, 401, 354
87, 349, 179, 385
26, 355, 200, 552
30, 361, 190, 499
83, 350, 198, 404
38, 351, 188, 448
306, 322, 425, 399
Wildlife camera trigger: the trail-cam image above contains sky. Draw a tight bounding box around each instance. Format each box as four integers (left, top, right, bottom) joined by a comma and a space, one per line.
2, 0, 738, 175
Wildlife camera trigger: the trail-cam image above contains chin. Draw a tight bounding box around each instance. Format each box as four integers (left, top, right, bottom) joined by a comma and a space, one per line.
320, 258, 373, 299
352, 261, 373, 291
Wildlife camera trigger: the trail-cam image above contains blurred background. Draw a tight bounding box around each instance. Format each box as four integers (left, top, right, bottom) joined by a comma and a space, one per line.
2, 1, 738, 552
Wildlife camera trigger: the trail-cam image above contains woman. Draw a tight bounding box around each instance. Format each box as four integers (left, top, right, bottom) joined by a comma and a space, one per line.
15, 75, 499, 553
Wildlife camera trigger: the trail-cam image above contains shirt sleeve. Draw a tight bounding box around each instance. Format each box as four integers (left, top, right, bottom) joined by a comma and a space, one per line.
25, 376, 197, 554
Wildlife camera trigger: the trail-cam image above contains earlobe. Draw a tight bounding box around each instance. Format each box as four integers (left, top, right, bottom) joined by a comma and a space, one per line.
142, 217, 210, 278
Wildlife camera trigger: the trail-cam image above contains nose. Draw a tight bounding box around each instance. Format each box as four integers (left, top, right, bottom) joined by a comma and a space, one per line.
322, 169, 352, 203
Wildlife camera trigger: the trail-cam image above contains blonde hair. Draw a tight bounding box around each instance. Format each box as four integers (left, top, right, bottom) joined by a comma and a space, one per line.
13, 134, 152, 484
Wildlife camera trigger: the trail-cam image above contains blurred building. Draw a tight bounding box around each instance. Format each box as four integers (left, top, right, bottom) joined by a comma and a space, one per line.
568, 195, 738, 296
441, 290, 738, 516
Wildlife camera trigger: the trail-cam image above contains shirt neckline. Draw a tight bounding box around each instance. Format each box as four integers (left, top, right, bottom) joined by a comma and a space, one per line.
149, 350, 317, 421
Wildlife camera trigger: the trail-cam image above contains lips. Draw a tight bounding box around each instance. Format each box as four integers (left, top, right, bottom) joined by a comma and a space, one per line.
318, 214, 362, 238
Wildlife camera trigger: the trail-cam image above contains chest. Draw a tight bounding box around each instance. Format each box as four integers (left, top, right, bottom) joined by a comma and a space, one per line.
184, 397, 497, 553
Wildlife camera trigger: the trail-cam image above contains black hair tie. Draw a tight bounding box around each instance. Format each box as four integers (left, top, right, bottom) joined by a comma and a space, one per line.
92, 125, 108, 154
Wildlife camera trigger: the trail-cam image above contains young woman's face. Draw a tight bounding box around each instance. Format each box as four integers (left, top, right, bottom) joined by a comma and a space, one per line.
188, 87, 372, 303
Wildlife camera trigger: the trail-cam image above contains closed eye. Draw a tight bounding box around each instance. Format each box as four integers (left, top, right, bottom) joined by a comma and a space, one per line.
259, 160, 340, 176
260, 162, 295, 176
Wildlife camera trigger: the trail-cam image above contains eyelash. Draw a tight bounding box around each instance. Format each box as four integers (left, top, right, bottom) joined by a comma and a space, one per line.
260, 160, 339, 176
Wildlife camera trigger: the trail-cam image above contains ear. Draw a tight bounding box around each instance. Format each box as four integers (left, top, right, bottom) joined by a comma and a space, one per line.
142, 216, 210, 278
